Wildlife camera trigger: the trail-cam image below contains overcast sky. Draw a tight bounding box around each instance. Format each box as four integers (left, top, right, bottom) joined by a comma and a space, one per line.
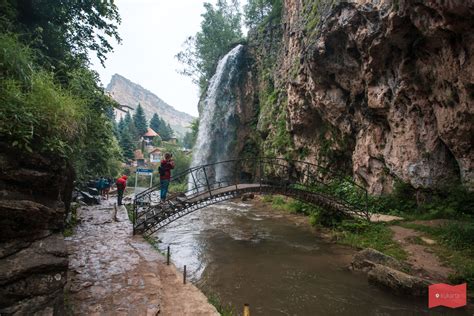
90, 0, 224, 117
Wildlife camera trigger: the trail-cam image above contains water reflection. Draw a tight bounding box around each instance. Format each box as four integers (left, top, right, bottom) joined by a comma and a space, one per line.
154, 201, 470, 316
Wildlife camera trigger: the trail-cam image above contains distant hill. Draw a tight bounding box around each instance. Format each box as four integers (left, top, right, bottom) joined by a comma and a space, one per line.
106, 74, 195, 137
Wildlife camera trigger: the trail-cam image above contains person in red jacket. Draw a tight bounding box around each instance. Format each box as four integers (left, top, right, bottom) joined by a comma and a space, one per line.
159, 153, 175, 202
116, 175, 127, 206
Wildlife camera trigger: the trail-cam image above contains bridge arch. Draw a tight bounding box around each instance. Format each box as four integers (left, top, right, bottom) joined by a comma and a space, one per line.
133, 158, 369, 235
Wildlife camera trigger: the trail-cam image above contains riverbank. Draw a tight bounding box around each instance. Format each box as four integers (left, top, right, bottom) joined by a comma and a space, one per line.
253, 195, 474, 300
65, 198, 218, 315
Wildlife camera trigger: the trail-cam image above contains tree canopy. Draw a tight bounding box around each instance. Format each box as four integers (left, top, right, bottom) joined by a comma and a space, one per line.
133, 104, 148, 136
0, 0, 123, 179
149, 113, 174, 141
176, 0, 243, 91
244, 0, 283, 28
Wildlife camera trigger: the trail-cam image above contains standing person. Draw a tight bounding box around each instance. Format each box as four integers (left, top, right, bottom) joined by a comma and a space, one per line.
98, 177, 106, 198
116, 175, 128, 206
102, 178, 110, 200
159, 153, 175, 202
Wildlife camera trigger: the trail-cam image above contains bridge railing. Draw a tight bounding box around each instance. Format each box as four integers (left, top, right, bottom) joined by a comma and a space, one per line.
133, 158, 370, 232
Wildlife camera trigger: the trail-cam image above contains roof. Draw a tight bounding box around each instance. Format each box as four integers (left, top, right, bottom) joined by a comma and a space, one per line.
149, 148, 162, 154
134, 149, 144, 159
143, 128, 159, 137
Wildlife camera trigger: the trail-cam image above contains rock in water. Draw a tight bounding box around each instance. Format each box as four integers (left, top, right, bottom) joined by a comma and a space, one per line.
368, 264, 432, 296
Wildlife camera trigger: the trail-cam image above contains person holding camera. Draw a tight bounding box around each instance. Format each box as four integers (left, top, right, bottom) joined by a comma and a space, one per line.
159, 153, 175, 202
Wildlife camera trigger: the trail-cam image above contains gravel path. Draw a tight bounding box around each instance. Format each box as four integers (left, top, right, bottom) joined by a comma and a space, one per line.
66, 199, 218, 315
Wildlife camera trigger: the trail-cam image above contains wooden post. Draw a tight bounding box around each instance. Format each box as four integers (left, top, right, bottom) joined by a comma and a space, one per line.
167, 246, 170, 265
243, 303, 250, 316
183, 265, 187, 284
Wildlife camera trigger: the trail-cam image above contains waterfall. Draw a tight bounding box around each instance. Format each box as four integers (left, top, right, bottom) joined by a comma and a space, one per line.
189, 44, 244, 191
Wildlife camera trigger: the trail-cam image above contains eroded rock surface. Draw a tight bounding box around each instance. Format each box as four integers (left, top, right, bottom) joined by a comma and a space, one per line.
0, 144, 73, 314
238, 0, 473, 194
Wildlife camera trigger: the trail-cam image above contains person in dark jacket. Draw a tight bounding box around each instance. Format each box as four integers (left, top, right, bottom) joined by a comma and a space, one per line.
116, 175, 128, 206
159, 153, 175, 202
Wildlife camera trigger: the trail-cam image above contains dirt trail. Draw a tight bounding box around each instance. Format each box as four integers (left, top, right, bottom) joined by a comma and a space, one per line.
389, 225, 453, 282
66, 198, 218, 315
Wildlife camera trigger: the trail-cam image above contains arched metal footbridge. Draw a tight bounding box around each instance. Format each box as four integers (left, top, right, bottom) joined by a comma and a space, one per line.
133, 158, 369, 235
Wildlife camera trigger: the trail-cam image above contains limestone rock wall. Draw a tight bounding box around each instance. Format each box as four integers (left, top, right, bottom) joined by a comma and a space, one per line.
0, 143, 73, 314
240, 0, 473, 194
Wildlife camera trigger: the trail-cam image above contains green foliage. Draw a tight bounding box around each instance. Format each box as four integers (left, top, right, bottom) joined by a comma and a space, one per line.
207, 293, 235, 316
119, 125, 135, 160
0, 32, 123, 180
1, 0, 121, 66
149, 112, 174, 141
149, 113, 161, 134
401, 221, 474, 291
338, 222, 408, 261
244, 0, 283, 29
183, 119, 199, 149
303, 0, 337, 36
176, 0, 243, 91
133, 104, 148, 136
1, 71, 83, 155
63, 203, 79, 237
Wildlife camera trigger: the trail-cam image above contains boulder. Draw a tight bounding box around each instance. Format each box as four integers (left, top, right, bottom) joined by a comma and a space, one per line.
368, 264, 432, 296
351, 248, 408, 272
241, 193, 255, 201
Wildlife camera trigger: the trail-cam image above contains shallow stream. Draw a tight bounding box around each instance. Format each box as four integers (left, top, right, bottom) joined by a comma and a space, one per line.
154, 200, 468, 315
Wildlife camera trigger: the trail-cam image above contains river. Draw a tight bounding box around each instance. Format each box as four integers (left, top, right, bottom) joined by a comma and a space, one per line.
152, 199, 468, 315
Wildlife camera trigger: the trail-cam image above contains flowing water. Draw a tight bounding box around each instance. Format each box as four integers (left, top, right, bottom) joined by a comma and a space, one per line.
189, 45, 244, 191
154, 201, 470, 316
180, 44, 470, 315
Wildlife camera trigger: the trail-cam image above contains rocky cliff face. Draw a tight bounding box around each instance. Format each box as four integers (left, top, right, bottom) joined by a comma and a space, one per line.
0, 144, 73, 314
107, 74, 195, 137
238, 0, 473, 194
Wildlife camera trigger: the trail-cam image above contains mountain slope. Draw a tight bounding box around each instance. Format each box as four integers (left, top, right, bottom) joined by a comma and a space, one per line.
106, 74, 195, 137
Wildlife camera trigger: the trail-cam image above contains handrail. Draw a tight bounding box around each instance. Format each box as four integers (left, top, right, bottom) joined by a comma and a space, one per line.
135, 157, 365, 200
133, 157, 370, 235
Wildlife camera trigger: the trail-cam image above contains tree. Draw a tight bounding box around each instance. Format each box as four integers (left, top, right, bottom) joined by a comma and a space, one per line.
133, 104, 148, 136
183, 119, 199, 149
149, 113, 161, 133
118, 117, 125, 135
158, 119, 173, 141
176, 0, 243, 91
0, 0, 124, 180
123, 112, 138, 141
243, 0, 282, 28
119, 126, 135, 160
1, 0, 121, 67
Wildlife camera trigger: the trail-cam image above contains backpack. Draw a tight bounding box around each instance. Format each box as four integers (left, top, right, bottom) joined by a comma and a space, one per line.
158, 164, 166, 176
116, 179, 125, 190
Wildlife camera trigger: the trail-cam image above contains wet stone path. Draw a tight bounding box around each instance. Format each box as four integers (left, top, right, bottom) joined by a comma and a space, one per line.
65, 199, 218, 315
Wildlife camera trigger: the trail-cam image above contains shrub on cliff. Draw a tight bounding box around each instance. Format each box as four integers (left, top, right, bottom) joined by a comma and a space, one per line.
0, 34, 122, 180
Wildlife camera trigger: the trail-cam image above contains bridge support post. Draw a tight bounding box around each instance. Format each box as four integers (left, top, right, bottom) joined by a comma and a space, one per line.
243, 304, 250, 316
191, 171, 198, 193
202, 167, 212, 198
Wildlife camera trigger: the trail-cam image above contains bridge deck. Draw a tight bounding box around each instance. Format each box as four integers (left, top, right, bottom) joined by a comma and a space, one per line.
133, 158, 370, 235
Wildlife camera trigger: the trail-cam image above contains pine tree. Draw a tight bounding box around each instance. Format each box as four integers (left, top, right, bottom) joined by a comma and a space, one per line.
117, 117, 125, 135
119, 126, 135, 160
124, 111, 138, 141
133, 103, 148, 136
158, 118, 171, 140
149, 113, 161, 133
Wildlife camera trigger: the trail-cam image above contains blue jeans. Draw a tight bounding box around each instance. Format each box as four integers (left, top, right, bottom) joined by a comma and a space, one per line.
160, 179, 170, 201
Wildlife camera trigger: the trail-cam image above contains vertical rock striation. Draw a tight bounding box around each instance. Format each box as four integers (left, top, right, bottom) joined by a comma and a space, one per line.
0, 143, 73, 314
234, 0, 473, 194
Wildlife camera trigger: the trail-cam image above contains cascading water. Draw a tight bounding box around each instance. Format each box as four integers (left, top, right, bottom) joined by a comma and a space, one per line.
189, 45, 244, 191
